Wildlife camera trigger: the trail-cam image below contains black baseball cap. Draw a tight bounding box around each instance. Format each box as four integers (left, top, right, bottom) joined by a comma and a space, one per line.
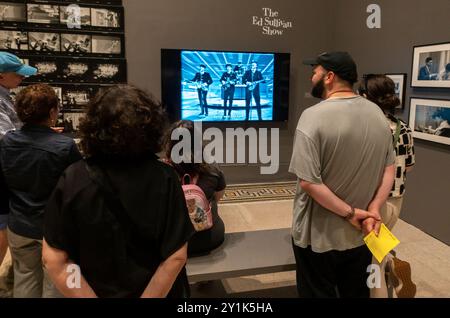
303, 51, 358, 84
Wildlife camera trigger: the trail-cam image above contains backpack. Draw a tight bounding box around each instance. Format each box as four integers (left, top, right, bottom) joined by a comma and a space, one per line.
181, 174, 213, 232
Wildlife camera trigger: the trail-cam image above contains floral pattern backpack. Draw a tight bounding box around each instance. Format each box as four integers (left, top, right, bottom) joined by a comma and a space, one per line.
181, 174, 213, 232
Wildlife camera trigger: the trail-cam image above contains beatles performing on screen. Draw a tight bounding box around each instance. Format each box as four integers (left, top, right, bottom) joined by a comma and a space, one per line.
187, 64, 213, 116
181, 52, 274, 122
220, 64, 237, 118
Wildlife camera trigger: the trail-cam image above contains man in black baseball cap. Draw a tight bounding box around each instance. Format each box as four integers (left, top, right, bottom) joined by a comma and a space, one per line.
303, 51, 358, 99
289, 51, 396, 298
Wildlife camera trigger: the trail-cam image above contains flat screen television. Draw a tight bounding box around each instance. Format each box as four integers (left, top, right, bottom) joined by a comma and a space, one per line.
161, 49, 290, 123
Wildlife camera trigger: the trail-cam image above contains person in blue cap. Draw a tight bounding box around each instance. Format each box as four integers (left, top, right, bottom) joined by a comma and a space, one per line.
0, 52, 36, 268
0, 52, 37, 137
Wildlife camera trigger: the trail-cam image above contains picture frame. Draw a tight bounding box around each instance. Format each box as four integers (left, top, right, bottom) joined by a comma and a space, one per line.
28, 58, 59, 83
0, 29, 28, 51
2, 2, 124, 31
28, 31, 60, 53
409, 97, 450, 145
27, 4, 60, 25
61, 33, 92, 54
0, 29, 125, 58
91, 7, 121, 29
10, 84, 62, 106
60, 5, 92, 27
61, 0, 122, 6
91, 59, 126, 83
60, 58, 91, 83
411, 42, 450, 88
60, 110, 85, 134
0, 2, 27, 24
62, 85, 93, 110
21, 56, 126, 84
91, 34, 122, 55
386, 73, 407, 109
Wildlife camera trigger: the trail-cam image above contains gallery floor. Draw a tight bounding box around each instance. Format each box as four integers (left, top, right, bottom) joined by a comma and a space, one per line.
1, 200, 449, 298
191, 200, 450, 298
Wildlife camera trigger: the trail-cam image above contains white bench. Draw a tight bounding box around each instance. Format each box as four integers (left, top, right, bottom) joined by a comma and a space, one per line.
186, 228, 296, 283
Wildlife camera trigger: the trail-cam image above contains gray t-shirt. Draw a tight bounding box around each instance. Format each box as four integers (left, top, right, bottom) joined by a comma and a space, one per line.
289, 96, 395, 253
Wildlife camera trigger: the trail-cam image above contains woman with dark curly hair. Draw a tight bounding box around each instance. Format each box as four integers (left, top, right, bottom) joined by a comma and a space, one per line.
164, 120, 226, 256
0, 84, 82, 297
358, 75, 416, 298
42, 85, 195, 298
358, 75, 415, 220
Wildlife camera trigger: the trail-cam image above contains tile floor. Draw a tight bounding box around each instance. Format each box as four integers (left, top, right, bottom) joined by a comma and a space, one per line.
190, 200, 450, 298
1, 200, 449, 298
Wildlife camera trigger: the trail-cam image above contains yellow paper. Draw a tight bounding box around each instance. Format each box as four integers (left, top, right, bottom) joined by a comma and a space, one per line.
364, 223, 400, 263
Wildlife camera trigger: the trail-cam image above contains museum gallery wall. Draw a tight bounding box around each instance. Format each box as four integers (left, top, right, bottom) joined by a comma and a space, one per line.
409, 42, 450, 146
1, 0, 449, 243
331, 0, 450, 245
0, 0, 126, 134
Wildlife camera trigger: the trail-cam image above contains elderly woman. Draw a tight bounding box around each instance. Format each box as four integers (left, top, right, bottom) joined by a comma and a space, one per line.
42, 85, 195, 298
0, 84, 81, 297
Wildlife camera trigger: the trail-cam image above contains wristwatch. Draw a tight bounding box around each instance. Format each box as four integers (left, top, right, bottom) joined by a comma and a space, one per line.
344, 207, 356, 220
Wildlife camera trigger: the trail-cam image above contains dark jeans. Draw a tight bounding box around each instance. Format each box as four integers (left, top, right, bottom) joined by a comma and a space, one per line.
223, 87, 235, 116
292, 242, 372, 298
188, 214, 225, 256
197, 89, 208, 115
245, 89, 261, 120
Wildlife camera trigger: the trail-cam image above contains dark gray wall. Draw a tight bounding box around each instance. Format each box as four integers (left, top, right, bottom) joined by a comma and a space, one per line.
123, 0, 450, 244
123, 0, 336, 182
332, 0, 450, 244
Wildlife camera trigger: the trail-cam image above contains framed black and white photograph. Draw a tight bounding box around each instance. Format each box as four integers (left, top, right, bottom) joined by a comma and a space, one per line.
61, 0, 122, 5
61, 33, 91, 54
27, 4, 60, 24
0, 2, 26, 23
61, 59, 90, 83
411, 42, 450, 88
91, 8, 120, 28
91, 60, 126, 83
28, 32, 60, 52
52, 86, 63, 105
409, 98, 450, 145
10, 84, 63, 105
0, 30, 28, 50
92, 35, 121, 55
60, 5, 91, 27
386, 73, 407, 109
62, 86, 92, 110
61, 111, 84, 133
28, 59, 59, 82
89, 84, 115, 99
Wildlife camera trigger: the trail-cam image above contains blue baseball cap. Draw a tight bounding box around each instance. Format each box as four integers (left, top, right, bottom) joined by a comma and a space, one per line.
0, 52, 37, 77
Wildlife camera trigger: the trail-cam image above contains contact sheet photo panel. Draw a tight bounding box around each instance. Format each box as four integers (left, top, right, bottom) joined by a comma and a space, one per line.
0, 0, 127, 136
